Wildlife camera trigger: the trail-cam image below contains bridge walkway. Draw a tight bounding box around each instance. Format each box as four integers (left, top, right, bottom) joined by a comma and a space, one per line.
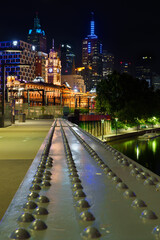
0, 119, 160, 239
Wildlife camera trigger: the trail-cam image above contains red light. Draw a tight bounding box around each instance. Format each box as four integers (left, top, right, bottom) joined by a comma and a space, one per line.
120, 61, 122, 64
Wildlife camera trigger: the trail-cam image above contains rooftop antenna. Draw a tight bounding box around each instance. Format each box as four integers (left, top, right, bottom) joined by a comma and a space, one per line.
52, 39, 54, 49
90, 12, 95, 36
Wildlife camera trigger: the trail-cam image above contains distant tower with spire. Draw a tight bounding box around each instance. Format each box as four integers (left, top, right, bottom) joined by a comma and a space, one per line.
82, 12, 103, 91
27, 12, 47, 53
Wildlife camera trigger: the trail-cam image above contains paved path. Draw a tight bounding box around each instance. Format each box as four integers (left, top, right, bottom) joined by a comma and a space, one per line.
0, 119, 53, 221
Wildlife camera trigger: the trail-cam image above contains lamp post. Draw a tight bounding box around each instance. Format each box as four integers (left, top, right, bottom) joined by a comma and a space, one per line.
115, 117, 118, 136
152, 116, 156, 129
134, 117, 139, 132
101, 119, 104, 140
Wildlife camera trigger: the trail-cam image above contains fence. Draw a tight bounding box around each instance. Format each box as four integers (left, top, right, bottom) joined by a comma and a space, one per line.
15, 103, 63, 119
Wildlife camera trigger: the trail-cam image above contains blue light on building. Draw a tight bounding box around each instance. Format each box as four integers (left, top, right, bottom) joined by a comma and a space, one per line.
88, 42, 91, 53
91, 21, 95, 36
29, 29, 32, 34
100, 44, 102, 54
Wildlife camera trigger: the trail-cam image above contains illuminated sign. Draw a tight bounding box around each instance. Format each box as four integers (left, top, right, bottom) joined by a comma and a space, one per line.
32, 45, 36, 51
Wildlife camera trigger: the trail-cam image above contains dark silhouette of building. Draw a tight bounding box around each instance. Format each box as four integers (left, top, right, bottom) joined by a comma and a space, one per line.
135, 56, 152, 87
119, 60, 133, 76
27, 13, 47, 53
59, 44, 75, 75
82, 12, 103, 91
102, 50, 114, 78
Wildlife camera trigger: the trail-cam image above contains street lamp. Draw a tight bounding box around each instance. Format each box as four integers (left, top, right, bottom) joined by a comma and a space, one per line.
134, 117, 139, 132
115, 117, 118, 136
152, 116, 156, 129
101, 119, 104, 140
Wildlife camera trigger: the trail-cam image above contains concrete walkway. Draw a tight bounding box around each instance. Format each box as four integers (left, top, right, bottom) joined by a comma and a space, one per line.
0, 119, 53, 221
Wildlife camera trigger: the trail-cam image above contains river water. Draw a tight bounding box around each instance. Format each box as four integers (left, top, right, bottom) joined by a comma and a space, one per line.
109, 136, 160, 176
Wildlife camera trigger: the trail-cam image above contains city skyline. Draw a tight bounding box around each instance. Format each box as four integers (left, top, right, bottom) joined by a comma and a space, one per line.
0, 0, 160, 72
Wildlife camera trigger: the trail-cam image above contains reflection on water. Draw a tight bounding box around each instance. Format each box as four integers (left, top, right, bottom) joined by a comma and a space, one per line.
109, 136, 160, 176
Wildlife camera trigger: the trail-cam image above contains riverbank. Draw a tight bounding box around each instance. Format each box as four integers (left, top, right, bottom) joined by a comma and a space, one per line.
98, 127, 160, 143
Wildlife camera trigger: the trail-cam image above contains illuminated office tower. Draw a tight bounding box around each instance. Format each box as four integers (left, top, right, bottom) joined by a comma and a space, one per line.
27, 13, 47, 53
82, 12, 103, 90
102, 50, 114, 77
60, 44, 75, 75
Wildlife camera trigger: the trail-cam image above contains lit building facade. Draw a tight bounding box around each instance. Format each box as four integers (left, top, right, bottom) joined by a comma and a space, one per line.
0, 40, 36, 86
59, 44, 75, 75
45, 42, 61, 85
82, 13, 103, 90
61, 74, 86, 93
27, 13, 47, 53
102, 50, 114, 77
6, 77, 94, 109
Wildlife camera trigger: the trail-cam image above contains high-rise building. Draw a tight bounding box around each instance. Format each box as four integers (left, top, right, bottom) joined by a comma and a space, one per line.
152, 72, 160, 91
0, 40, 36, 85
59, 44, 75, 75
82, 12, 103, 90
102, 50, 114, 78
75, 66, 92, 92
135, 56, 152, 87
119, 60, 133, 75
35, 51, 48, 80
27, 13, 47, 53
45, 41, 61, 85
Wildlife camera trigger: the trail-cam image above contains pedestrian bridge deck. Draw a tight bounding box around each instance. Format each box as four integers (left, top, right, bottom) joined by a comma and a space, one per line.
0, 119, 160, 240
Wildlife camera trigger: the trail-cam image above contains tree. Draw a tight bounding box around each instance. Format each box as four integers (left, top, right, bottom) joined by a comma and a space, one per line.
96, 71, 158, 123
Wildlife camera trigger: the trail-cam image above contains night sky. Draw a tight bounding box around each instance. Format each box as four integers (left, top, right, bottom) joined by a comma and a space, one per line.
1, 0, 160, 72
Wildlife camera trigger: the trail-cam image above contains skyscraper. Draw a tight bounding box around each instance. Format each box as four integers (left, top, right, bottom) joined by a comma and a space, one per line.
82, 12, 103, 91
135, 56, 152, 87
59, 44, 75, 75
119, 60, 133, 75
102, 50, 114, 78
27, 13, 47, 53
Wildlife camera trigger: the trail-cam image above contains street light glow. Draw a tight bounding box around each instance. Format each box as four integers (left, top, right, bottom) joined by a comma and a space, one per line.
13, 41, 18, 46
